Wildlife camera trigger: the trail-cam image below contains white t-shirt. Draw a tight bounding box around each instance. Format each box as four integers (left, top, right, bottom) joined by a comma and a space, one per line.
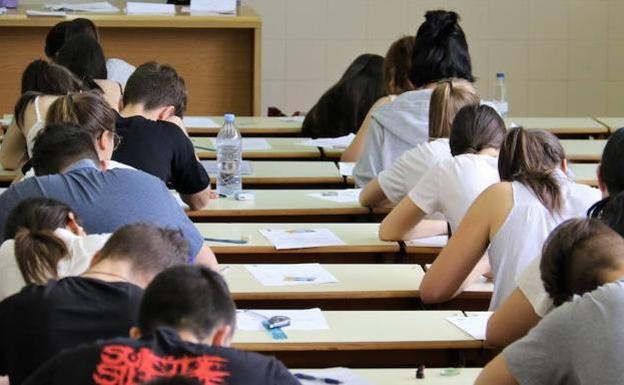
0, 228, 110, 301
408, 153, 499, 233
22, 160, 134, 179
378, 138, 451, 204
517, 257, 554, 316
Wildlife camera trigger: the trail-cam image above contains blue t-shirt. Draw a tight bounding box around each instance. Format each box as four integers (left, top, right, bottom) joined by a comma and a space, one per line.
0, 159, 203, 261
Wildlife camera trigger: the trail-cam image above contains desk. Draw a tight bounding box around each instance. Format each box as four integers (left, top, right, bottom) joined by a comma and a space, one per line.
560, 139, 605, 162
569, 163, 599, 186
189, 189, 369, 222
196, 222, 400, 264
0, 5, 261, 115
506, 117, 608, 136
0, 167, 16, 186
293, 368, 482, 385
594, 117, 624, 134
404, 236, 447, 265
232, 310, 484, 367
187, 116, 302, 136
192, 137, 320, 160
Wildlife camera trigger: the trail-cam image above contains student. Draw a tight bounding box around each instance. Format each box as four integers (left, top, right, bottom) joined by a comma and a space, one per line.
114, 62, 213, 211
353, 10, 474, 187
0, 223, 188, 385
359, 80, 478, 207
475, 218, 624, 385
0, 198, 110, 301
486, 128, 624, 347
23, 265, 300, 385
419, 127, 601, 308
301, 54, 385, 139
0, 124, 217, 268
0, 60, 86, 170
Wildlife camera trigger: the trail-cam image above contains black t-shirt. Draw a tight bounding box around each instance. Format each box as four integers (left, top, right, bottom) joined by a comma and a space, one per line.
113, 115, 210, 195
24, 327, 300, 385
0, 277, 143, 385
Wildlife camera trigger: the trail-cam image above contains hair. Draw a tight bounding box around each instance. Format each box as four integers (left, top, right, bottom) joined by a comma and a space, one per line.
45, 18, 98, 59
384, 36, 415, 95
498, 127, 565, 213
31, 123, 100, 176
4, 198, 74, 285
588, 128, 624, 218
138, 265, 236, 340
55, 34, 108, 82
449, 104, 505, 156
410, 10, 474, 88
123, 61, 187, 117
301, 54, 385, 138
540, 218, 624, 306
46, 92, 117, 140
428, 79, 479, 139
595, 191, 624, 237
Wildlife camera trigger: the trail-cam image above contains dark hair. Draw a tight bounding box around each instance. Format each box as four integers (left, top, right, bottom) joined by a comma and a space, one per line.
123, 62, 187, 117
428, 79, 479, 139
449, 104, 505, 156
55, 35, 108, 81
384, 36, 415, 95
46, 92, 117, 140
45, 18, 98, 59
98, 223, 188, 277
588, 128, 624, 218
4, 198, 75, 284
540, 218, 624, 306
498, 127, 565, 213
139, 265, 236, 340
31, 123, 100, 176
410, 10, 474, 88
302, 54, 385, 138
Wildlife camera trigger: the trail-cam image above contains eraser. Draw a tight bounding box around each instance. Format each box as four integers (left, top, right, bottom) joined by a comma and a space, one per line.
235, 192, 255, 201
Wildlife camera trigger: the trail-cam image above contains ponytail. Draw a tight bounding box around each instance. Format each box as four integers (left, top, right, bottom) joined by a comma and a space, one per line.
14, 91, 44, 130
14, 228, 68, 284
428, 79, 479, 139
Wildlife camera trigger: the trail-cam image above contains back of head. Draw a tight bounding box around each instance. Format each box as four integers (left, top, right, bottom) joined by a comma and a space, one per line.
32, 123, 100, 176
98, 223, 188, 278
540, 218, 624, 306
410, 10, 474, 88
20, 59, 84, 95
428, 79, 479, 139
45, 19, 98, 59
599, 128, 624, 197
592, 191, 624, 237
46, 92, 116, 140
55, 35, 107, 81
449, 104, 505, 156
5, 198, 73, 284
498, 127, 565, 213
384, 36, 415, 95
123, 61, 187, 117
138, 265, 236, 340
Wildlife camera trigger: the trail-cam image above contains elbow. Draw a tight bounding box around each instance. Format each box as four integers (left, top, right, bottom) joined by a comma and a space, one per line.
419, 280, 454, 305
484, 317, 505, 349
378, 221, 399, 242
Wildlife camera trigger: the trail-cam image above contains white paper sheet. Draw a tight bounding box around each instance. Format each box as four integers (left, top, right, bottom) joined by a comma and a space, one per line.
190, 0, 236, 14
293, 368, 375, 385
245, 263, 339, 286
0, 7, 7, 15
338, 162, 355, 177
406, 235, 448, 248
299, 133, 355, 149
44, 2, 119, 12
210, 138, 272, 151
183, 116, 220, 128
126, 2, 174, 14
446, 312, 492, 340
0, 188, 7, 196
259, 228, 346, 250
279, 116, 305, 123
26, 9, 66, 17
202, 160, 253, 175
236, 308, 329, 331
308, 189, 361, 203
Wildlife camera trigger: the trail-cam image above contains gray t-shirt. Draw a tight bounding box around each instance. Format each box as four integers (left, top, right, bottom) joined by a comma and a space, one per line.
504, 280, 624, 385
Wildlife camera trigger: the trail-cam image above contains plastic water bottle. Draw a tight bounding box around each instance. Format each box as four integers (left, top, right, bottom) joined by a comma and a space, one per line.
494, 72, 509, 118
216, 114, 242, 197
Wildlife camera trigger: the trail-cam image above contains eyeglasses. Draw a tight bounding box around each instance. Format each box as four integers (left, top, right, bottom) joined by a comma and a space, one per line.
97, 130, 123, 151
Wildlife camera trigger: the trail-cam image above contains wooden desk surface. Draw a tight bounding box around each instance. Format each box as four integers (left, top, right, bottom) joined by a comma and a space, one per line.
560, 139, 605, 162
187, 116, 302, 136
293, 368, 482, 385
192, 137, 320, 160
506, 117, 608, 135
595, 117, 624, 133
569, 163, 599, 186
405, 236, 447, 258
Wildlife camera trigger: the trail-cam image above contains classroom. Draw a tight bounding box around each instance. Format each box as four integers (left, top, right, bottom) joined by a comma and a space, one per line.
0, 0, 621, 384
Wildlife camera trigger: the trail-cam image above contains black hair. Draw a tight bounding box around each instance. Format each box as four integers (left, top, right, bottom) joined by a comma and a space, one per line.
410, 10, 474, 88
139, 265, 236, 340
45, 18, 98, 59
302, 54, 385, 138
55, 34, 108, 81
123, 61, 187, 117
588, 128, 624, 218
449, 104, 505, 156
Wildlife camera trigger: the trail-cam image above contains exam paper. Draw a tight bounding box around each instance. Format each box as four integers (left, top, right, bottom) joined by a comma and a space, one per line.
279, 116, 305, 123
299, 133, 355, 149
44, 2, 119, 12
259, 228, 346, 250
190, 0, 236, 14
183, 116, 220, 128
236, 308, 329, 331
338, 162, 355, 177
406, 235, 448, 248
126, 2, 174, 14
245, 264, 339, 286
26, 10, 67, 17
202, 160, 253, 175
0, 7, 6, 14
308, 189, 361, 203
446, 312, 492, 340
210, 138, 272, 151
294, 368, 375, 385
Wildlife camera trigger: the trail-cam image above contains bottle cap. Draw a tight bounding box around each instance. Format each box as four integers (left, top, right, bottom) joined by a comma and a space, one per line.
224, 114, 236, 123
496, 72, 505, 79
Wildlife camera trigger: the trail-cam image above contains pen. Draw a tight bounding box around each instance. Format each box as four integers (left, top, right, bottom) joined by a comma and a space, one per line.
193, 145, 216, 151
203, 237, 248, 244
293, 373, 343, 384
283, 276, 316, 282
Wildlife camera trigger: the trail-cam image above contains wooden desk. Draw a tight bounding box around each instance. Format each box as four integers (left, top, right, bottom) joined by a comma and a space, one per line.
506, 117, 608, 136
293, 368, 482, 385
0, 167, 16, 187
196, 222, 400, 264
192, 137, 320, 160
232, 310, 484, 367
321, 147, 345, 161
187, 116, 302, 136
188, 189, 369, 222
0, 4, 261, 115
560, 139, 605, 162
569, 163, 599, 186
404, 236, 447, 265
594, 117, 624, 134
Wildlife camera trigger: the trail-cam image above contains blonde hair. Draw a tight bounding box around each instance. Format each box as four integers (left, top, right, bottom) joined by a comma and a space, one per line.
428, 79, 479, 139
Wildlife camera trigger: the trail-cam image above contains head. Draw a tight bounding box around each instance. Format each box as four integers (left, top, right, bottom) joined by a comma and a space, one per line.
123, 62, 187, 118
428, 79, 479, 139
5, 198, 84, 285
134, 265, 236, 346
20, 59, 85, 95
593, 191, 624, 236
599, 128, 624, 197
540, 218, 624, 307
31, 123, 100, 176
410, 10, 474, 88
498, 127, 566, 213
384, 36, 415, 95
55, 35, 107, 81
46, 92, 119, 161
449, 104, 505, 156
45, 18, 98, 59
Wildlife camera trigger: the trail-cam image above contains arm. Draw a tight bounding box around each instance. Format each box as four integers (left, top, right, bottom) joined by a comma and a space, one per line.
475, 355, 519, 385
181, 186, 217, 211
341, 96, 391, 162
486, 288, 541, 348
352, 118, 384, 188
359, 179, 391, 207
0, 120, 28, 170
195, 244, 219, 271
379, 198, 446, 241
